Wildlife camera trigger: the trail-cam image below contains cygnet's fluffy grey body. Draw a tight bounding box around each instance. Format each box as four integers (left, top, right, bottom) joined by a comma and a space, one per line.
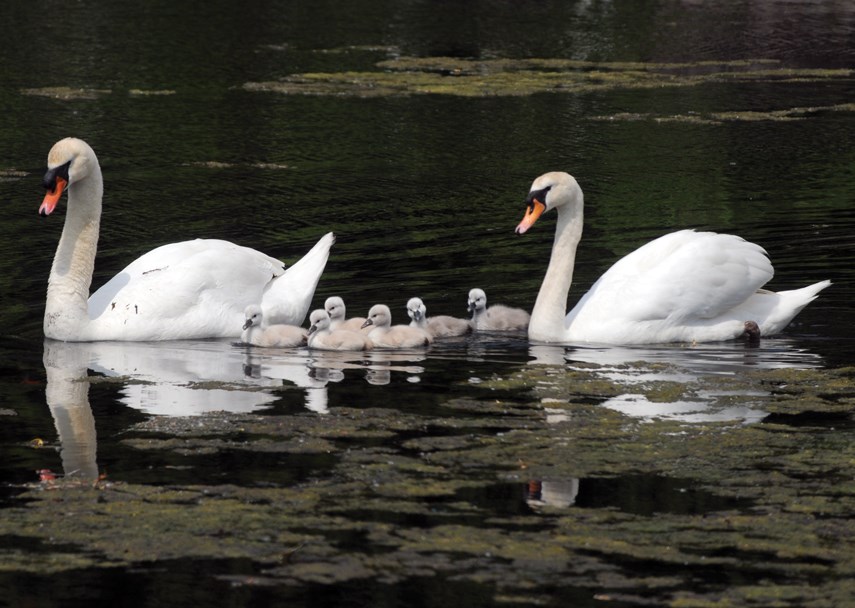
406, 297, 471, 338
242, 305, 307, 347
324, 296, 369, 332
467, 288, 530, 331
362, 304, 432, 348
307, 309, 373, 351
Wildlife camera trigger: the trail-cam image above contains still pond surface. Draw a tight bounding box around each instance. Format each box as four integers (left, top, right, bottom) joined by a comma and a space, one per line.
1, 1, 854, 606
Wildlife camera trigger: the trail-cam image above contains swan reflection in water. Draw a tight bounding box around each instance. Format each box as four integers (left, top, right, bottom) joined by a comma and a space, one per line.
43, 340, 100, 481
525, 479, 580, 510
527, 338, 824, 424
242, 348, 426, 410
41, 339, 427, 478
518, 339, 825, 511
41, 333, 823, 481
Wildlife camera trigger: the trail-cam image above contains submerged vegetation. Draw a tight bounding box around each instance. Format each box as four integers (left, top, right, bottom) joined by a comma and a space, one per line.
2, 359, 854, 606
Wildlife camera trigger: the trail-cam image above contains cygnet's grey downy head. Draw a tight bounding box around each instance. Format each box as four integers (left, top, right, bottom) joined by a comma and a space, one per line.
308, 309, 331, 335
362, 304, 392, 330
406, 297, 426, 322
467, 288, 487, 314
324, 296, 346, 321
243, 304, 263, 330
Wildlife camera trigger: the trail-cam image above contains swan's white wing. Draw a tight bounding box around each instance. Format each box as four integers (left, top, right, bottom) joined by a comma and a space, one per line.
568, 230, 773, 333
86, 240, 286, 340
89, 239, 283, 316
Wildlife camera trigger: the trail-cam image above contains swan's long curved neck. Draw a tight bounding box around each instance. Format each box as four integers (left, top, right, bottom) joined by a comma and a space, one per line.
528, 199, 583, 342
44, 171, 103, 341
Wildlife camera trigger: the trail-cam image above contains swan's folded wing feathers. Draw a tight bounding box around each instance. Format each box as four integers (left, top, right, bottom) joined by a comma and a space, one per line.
105, 239, 284, 281
569, 230, 773, 326
88, 241, 285, 324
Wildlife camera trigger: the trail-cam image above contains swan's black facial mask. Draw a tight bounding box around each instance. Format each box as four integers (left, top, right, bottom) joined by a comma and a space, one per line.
516, 185, 551, 235
525, 186, 552, 210
39, 161, 71, 217
42, 161, 71, 191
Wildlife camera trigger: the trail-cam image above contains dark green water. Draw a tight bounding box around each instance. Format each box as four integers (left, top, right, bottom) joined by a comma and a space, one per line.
1, 1, 854, 606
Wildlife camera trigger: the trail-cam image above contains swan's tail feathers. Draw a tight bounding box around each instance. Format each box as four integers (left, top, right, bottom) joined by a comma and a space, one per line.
783, 279, 832, 310
262, 232, 335, 326
799, 279, 832, 300
763, 279, 831, 335
284, 232, 335, 277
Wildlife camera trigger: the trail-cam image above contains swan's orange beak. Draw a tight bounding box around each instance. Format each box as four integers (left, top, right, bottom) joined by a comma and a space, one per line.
39, 176, 67, 216
515, 199, 545, 235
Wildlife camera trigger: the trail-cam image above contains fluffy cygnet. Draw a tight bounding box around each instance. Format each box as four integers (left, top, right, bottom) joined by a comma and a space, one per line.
467, 288, 530, 331
406, 297, 471, 338
242, 305, 307, 347
361, 304, 432, 348
324, 296, 369, 332
307, 309, 374, 351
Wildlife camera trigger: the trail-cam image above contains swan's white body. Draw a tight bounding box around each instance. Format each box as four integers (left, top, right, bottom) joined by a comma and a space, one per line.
406, 297, 471, 338
307, 309, 373, 351
39, 138, 334, 342
242, 305, 307, 348
324, 296, 368, 333
362, 304, 432, 348
517, 171, 830, 345
467, 288, 530, 331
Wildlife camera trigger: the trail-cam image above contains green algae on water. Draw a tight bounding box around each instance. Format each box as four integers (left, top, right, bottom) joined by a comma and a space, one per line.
591, 103, 855, 124
20, 87, 112, 100
243, 56, 854, 98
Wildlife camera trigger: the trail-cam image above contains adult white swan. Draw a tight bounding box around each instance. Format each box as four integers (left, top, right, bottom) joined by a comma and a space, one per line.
515, 171, 830, 345
39, 137, 334, 342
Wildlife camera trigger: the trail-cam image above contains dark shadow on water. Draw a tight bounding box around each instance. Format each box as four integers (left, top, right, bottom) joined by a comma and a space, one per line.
113, 449, 339, 488
762, 410, 855, 429
0, 559, 632, 608
571, 475, 753, 516
335, 475, 753, 535
453, 477, 752, 517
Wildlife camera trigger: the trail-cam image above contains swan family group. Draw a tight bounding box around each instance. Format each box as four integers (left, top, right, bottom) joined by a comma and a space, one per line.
38, 137, 830, 347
